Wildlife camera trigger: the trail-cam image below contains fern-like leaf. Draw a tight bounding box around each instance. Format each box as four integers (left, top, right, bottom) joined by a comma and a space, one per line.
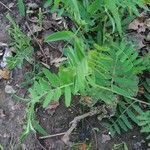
137, 111, 150, 147
104, 99, 143, 136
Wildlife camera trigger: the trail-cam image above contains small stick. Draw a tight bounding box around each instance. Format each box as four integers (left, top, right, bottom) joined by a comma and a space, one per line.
39, 132, 66, 139
61, 106, 106, 144
0, 1, 12, 12
39, 105, 107, 146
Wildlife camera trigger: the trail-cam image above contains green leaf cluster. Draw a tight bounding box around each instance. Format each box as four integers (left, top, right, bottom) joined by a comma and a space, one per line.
6, 14, 33, 70
103, 99, 143, 136
16, 0, 150, 141
44, 0, 147, 36
137, 110, 150, 147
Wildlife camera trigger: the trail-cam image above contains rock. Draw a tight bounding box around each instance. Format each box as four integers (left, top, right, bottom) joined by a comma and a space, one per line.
101, 134, 111, 143
5, 85, 15, 94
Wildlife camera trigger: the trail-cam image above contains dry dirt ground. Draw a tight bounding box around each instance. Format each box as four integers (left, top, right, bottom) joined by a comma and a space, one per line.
0, 0, 149, 150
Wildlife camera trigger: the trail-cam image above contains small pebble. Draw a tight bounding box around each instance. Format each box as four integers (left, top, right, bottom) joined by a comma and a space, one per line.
102, 134, 111, 143
5, 85, 16, 94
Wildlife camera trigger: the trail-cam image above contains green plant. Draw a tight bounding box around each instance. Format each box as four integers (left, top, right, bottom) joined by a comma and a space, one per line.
7, 0, 149, 143
21, 28, 150, 139
103, 98, 144, 136
44, 0, 147, 36
104, 78, 150, 140
137, 78, 150, 147
0, 144, 3, 150
137, 111, 150, 147
6, 14, 33, 70
144, 78, 150, 102
18, 0, 25, 16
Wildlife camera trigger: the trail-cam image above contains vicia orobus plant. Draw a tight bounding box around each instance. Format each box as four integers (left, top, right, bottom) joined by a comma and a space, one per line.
21, 29, 150, 141
44, 0, 148, 36
9, 0, 150, 145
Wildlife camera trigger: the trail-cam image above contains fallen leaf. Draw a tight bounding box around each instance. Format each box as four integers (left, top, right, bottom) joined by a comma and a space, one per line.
78, 143, 87, 150
81, 96, 93, 106
138, 86, 145, 94
0, 68, 10, 79
51, 57, 67, 67
46, 101, 59, 110
125, 33, 145, 49
128, 18, 146, 33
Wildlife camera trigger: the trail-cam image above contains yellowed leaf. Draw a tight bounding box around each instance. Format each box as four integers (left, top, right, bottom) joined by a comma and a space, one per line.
0, 68, 10, 79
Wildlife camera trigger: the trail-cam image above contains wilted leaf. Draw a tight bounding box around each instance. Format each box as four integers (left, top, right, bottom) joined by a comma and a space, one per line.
0, 69, 10, 79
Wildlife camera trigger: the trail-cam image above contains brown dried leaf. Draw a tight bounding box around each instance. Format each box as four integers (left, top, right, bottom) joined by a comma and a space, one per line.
46, 101, 59, 110
128, 18, 146, 33
0, 68, 10, 79
78, 143, 87, 150
81, 96, 93, 105
138, 86, 145, 94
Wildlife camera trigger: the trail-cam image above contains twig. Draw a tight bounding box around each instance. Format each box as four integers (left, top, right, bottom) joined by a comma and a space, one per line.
62, 105, 107, 144
0, 1, 12, 12
39, 105, 107, 145
39, 132, 66, 139
35, 133, 48, 150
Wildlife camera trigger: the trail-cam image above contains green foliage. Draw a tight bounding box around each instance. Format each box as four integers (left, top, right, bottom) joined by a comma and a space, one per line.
136, 79, 150, 147
6, 14, 33, 69
86, 41, 142, 104
8, 0, 149, 142
45, 31, 144, 104
22, 24, 149, 138
144, 78, 150, 103
143, 52, 150, 72
137, 111, 150, 147
21, 105, 47, 141
104, 78, 150, 141
28, 60, 87, 109
45, 0, 147, 36
18, 0, 25, 16
103, 99, 143, 136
